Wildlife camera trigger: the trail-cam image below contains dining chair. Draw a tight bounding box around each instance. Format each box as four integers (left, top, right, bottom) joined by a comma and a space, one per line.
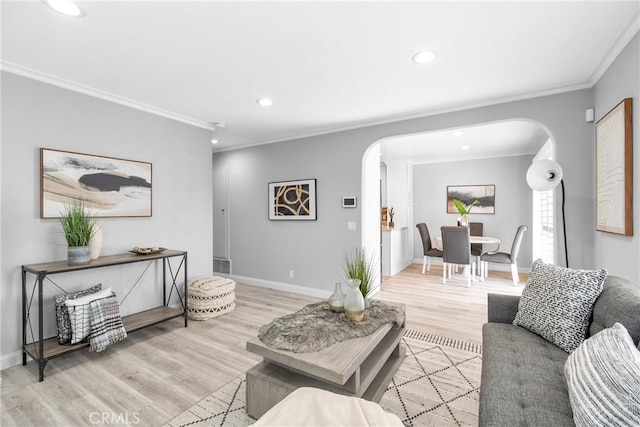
480, 225, 528, 285
469, 222, 483, 275
441, 226, 476, 287
416, 223, 443, 273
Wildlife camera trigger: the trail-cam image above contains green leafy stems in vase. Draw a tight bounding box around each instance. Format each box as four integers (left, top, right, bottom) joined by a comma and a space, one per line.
342, 247, 376, 314
453, 199, 480, 227
60, 201, 97, 265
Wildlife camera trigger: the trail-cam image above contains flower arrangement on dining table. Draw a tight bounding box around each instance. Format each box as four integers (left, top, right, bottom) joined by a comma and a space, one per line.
453, 199, 480, 226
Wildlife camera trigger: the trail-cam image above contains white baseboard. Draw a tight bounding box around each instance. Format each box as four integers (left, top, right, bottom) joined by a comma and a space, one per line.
225, 273, 381, 299
1, 350, 28, 371
387, 260, 413, 277
225, 274, 333, 299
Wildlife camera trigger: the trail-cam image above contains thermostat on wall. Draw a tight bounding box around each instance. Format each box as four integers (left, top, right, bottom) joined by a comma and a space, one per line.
342, 196, 357, 208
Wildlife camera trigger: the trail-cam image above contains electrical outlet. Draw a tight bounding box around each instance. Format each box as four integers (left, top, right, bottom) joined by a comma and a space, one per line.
289, 270, 294, 279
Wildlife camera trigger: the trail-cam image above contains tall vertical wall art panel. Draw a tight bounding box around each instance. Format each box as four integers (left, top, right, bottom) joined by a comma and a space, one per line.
595, 98, 633, 235
41, 148, 152, 218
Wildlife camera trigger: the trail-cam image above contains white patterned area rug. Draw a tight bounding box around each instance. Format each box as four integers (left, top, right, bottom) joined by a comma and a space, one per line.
165, 330, 482, 427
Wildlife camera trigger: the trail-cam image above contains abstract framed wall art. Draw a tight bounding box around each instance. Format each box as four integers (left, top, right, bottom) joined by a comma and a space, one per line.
447, 185, 495, 214
596, 98, 633, 235
41, 148, 152, 218
268, 179, 317, 220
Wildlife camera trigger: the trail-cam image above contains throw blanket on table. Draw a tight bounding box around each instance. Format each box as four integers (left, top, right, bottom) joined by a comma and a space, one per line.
258, 300, 405, 353
88, 295, 127, 352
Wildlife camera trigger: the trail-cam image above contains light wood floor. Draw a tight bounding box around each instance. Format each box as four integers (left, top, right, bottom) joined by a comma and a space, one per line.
377, 263, 524, 345
0, 263, 524, 426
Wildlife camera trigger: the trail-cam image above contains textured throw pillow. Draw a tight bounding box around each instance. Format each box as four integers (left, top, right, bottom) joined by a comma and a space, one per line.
54, 283, 102, 344
65, 287, 112, 344
565, 323, 640, 427
513, 259, 607, 352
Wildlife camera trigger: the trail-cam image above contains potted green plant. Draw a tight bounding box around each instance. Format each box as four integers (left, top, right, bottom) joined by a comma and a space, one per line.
453, 199, 480, 227
343, 247, 376, 300
60, 201, 96, 265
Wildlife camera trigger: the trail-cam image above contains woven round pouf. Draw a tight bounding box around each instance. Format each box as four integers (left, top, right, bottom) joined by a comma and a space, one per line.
187, 276, 236, 320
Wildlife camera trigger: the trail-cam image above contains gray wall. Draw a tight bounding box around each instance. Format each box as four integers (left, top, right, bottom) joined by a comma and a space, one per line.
593, 32, 639, 282
212, 138, 364, 293
413, 155, 535, 267
214, 88, 598, 294
1, 73, 213, 367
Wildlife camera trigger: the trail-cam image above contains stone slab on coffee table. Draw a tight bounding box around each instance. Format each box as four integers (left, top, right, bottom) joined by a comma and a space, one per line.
245, 302, 406, 419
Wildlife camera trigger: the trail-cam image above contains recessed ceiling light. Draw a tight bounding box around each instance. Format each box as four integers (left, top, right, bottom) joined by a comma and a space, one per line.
211, 138, 219, 144
412, 50, 436, 64
42, 0, 86, 17
452, 130, 464, 137
460, 145, 470, 150
256, 97, 274, 107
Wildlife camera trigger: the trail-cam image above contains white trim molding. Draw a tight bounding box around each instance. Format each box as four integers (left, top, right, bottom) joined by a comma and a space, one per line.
227, 274, 332, 299
0, 62, 215, 131
225, 274, 380, 300
589, 9, 640, 85
1, 350, 28, 371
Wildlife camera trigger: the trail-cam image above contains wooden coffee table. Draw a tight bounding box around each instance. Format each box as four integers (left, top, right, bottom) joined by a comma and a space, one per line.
245, 303, 406, 418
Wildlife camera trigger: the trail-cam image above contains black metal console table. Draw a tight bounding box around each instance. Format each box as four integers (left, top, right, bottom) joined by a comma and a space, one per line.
21, 249, 188, 382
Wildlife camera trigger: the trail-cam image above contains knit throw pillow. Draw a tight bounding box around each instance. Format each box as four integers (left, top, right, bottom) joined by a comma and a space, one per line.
565, 323, 640, 427
513, 259, 607, 353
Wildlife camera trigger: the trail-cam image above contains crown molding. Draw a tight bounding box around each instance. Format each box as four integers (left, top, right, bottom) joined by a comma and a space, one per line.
589, 9, 640, 85
0, 61, 215, 131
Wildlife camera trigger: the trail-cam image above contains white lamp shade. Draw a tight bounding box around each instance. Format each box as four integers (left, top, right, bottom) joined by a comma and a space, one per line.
526, 159, 563, 191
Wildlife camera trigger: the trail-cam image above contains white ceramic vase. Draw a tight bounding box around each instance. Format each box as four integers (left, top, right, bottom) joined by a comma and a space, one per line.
328, 282, 345, 312
344, 278, 365, 322
90, 225, 103, 259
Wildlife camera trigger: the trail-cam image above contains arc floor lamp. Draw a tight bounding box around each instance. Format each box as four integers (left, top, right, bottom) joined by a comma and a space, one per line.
526, 159, 569, 268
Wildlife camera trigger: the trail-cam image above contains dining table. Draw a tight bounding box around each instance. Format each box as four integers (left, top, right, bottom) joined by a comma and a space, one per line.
433, 235, 501, 281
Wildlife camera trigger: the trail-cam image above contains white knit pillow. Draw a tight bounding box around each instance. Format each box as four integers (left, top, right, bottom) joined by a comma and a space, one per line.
565, 323, 640, 427
513, 259, 607, 352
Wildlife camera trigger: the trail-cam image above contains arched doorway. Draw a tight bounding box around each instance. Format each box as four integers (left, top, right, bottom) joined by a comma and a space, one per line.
362, 119, 556, 292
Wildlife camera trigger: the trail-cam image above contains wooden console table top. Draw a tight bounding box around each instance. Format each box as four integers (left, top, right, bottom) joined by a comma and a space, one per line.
22, 249, 186, 274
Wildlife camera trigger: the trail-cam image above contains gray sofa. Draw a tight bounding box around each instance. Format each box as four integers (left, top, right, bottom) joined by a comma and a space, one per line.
479, 275, 640, 426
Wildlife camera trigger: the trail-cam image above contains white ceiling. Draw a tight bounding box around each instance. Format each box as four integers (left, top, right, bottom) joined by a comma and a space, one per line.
380, 120, 550, 164
2, 1, 639, 153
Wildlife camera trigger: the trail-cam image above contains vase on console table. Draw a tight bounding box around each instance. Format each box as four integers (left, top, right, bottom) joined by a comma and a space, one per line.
328, 282, 345, 313
89, 225, 103, 260
344, 278, 365, 322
